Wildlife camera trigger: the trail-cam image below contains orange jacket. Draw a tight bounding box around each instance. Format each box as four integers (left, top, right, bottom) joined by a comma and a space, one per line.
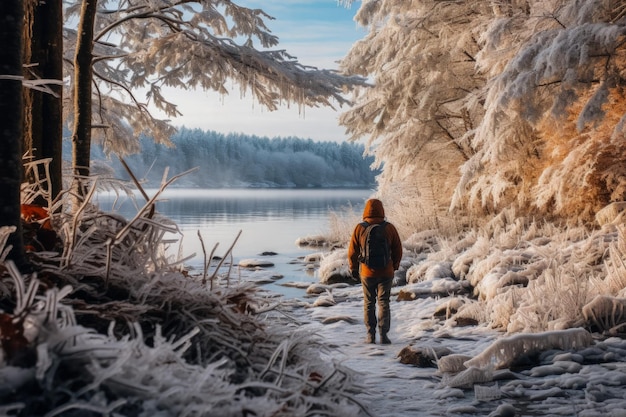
348, 199, 402, 278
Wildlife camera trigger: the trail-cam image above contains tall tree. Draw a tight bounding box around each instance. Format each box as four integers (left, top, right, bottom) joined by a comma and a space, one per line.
0, 0, 27, 266
339, 0, 490, 230
71, 0, 98, 199
23, 0, 64, 201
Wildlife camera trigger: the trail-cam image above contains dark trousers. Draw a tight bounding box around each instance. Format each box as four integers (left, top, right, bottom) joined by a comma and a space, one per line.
361, 276, 393, 336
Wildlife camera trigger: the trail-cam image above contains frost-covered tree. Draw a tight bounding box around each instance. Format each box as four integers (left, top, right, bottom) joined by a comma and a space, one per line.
64, 0, 363, 190
339, 0, 492, 230
342, 0, 626, 226
458, 0, 626, 222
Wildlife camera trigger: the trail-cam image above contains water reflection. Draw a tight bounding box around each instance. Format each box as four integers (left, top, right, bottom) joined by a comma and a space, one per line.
150, 188, 370, 223
96, 188, 371, 292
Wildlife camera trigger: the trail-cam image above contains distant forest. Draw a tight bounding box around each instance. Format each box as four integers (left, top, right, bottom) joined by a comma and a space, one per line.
79, 128, 379, 188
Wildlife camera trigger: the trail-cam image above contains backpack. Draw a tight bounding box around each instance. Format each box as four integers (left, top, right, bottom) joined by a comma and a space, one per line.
358, 221, 390, 269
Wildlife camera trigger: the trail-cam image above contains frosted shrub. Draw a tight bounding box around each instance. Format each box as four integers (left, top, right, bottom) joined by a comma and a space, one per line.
406, 260, 454, 284
508, 225, 617, 331
318, 249, 349, 284
405, 264, 421, 284
451, 234, 486, 279
0, 263, 366, 416
582, 295, 626, 334
510, 265, 590, 332
403, 229, 442, 254
445, 215, 624, 332
604, 225, 626, 296
493, 217, 529, 250
466, 250, 504, 292
327, 205, 361, 246
487, 289, 520, 330
595, 202, 626, 226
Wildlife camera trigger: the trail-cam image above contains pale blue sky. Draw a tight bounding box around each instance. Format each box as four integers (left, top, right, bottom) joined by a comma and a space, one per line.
167, 1, 365, 142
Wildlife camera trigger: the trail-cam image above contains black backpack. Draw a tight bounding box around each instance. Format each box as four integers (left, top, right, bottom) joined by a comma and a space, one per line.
358, 221, 390, 269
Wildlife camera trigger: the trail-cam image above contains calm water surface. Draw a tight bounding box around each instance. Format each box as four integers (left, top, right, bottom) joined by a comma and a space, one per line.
96, 188, 371, 296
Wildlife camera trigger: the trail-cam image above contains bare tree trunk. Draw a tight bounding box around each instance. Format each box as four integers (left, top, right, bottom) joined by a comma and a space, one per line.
72, 0, 97, 201
23, 0, 64, 202
40, 0, 64, 201
0, 0, 27, 268
22, 0, 35, 163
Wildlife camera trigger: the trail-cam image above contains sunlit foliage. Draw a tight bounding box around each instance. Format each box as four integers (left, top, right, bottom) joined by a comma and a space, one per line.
341, 0, 626, 226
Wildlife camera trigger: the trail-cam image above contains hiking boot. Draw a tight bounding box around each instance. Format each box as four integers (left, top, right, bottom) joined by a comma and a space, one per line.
380, 334, 391, 345
365, 334, 376, 344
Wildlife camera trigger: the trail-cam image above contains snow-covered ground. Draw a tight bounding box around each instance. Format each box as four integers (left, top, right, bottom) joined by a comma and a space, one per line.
270, 279, 626, 417
8, 197, 626, 417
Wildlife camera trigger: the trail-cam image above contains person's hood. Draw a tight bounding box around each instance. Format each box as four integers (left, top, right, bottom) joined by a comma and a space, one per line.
363, 198, 385, 220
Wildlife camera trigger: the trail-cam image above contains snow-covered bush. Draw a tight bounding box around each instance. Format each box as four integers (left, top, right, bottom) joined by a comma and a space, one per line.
327, 204, 362, 245
318, 249, 350, 284
403, 229, 442, 254
405, 260, 453, 284
450, 299, 489, 327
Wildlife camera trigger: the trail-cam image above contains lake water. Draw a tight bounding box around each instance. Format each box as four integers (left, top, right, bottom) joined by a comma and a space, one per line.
95, 188, 372, 297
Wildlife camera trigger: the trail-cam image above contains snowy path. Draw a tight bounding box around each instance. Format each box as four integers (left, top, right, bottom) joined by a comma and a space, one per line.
279, 284, 626, 417
286, 286, 500, 416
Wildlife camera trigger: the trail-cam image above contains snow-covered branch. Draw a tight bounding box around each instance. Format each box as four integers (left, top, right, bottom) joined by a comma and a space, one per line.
63, 0, 365, 157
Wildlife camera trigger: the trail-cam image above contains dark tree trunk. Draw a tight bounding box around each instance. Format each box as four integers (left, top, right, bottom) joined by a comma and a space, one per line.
72, 0, 97, 200
25, 0, 64, 201
40, 0, 64, 201
0, 0, 27, 267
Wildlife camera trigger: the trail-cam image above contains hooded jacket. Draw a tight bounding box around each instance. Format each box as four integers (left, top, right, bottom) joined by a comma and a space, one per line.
348, 199, 402, 279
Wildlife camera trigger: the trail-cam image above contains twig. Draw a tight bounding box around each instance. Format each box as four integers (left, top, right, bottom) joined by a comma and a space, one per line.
65, 180, 99, 268
208, 230, 242, 290
104, 168, 196, 283
118, 155, 150, 203
197, 230, 219, 287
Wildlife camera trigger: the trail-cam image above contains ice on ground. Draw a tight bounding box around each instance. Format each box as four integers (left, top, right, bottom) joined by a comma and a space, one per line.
286, 278, 626, 416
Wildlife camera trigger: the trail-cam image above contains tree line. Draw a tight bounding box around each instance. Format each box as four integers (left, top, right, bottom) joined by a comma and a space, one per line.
86, 128, 378, 188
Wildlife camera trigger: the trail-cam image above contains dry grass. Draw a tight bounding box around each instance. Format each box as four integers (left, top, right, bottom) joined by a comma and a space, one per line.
0, 165, 371, 417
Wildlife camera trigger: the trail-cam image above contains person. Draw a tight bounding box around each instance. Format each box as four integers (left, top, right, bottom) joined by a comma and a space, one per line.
348, 198, 402, 344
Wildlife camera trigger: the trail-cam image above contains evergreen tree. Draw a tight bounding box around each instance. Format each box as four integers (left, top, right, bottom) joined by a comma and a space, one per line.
89, 128, 377, 188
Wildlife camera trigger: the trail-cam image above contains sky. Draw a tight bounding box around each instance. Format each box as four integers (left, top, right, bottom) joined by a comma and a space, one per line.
165, 1, 366, 143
